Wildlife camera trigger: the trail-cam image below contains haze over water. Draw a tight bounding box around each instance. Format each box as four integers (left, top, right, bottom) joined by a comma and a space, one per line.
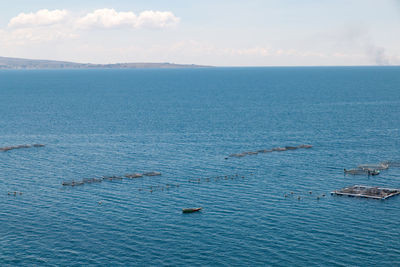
1, 67, 400, 266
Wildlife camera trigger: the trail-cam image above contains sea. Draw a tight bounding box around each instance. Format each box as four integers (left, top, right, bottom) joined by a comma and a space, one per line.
0, 67, 399, 266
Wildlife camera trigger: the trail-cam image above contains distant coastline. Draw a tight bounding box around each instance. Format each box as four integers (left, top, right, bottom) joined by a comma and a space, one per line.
0, 56, 212, 69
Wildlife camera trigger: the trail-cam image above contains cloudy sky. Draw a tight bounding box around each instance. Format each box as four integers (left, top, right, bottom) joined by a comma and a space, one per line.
0, 0, 399, 66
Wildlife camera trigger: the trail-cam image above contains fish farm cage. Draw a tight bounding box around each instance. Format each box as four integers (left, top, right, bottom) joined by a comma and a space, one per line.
331, 185, 400, 200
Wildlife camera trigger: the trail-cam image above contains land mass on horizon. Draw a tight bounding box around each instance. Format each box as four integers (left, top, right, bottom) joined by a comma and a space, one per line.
0, 56, 211, 69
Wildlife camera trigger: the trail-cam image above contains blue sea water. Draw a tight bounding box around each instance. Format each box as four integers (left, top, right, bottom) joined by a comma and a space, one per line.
0, 67, 400, 266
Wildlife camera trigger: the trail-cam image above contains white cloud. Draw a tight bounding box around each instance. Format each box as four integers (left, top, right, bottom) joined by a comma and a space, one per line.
135, 10, 180, 29
7, 8, 180, 31
3, 9, 75, 46
76, 8, 180, 29
76, 9, 137, 29
8, 9, 68, 28
1, 8, 180, 46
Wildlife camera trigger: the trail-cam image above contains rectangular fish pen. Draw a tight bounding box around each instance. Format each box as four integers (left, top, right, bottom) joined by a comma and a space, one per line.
331, 185, 400, 200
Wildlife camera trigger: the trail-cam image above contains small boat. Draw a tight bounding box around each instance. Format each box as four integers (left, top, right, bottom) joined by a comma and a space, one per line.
182, 207, 202, 213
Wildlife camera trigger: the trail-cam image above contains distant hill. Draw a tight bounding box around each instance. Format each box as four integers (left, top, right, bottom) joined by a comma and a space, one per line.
0, 56, 211, 69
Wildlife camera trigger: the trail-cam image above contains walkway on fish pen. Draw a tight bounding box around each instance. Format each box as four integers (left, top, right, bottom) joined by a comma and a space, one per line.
331, 185, 400, 200
62, 171, 161, 187
0, 144, 45, 152
227, 144, 312, 159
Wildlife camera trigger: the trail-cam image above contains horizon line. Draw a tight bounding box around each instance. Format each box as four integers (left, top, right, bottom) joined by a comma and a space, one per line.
0, 55, 399, 68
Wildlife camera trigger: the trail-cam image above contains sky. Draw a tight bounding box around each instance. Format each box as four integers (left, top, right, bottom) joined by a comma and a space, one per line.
0, 0, 399, 66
